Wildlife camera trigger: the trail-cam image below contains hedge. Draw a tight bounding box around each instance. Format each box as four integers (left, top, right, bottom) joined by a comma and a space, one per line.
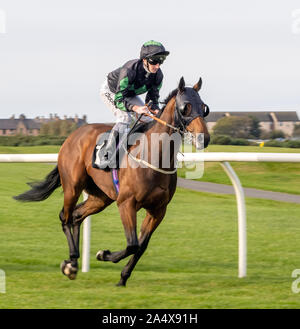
0, 135, 67, 146
210, 135, 252, 146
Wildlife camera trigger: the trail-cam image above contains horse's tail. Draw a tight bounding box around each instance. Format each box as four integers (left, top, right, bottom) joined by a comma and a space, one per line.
13, 166, 61, 202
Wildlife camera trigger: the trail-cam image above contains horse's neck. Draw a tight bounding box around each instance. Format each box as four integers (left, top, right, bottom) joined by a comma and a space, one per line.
150, 98, 176, 134
146, 97, 180, 169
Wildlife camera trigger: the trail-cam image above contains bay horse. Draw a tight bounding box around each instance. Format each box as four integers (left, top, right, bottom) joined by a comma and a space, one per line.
14, 77, 210, 286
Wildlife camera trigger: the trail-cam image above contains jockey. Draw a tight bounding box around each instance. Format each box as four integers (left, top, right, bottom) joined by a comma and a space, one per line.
98, 40, 170, 169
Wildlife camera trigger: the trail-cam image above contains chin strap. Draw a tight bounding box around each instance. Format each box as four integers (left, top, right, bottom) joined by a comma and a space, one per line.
143, 60, 151, 74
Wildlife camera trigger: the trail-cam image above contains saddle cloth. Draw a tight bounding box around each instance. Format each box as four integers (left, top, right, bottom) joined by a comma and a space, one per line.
92, 130, 127, 171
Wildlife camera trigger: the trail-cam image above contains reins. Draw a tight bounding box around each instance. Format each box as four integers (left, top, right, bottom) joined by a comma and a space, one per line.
145, 104, 186, 135
122, 103, 183, 175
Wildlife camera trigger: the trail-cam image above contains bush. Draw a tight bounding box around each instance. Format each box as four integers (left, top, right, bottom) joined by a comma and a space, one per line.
269, 130, 286, 139
210, 134, 252, 146
283, 140, 300, 148
230, 138, 251, 146
0, 135, 67, 146
211, 134, 232, 145
264, 140, 283, 147
264, 140, 300, 148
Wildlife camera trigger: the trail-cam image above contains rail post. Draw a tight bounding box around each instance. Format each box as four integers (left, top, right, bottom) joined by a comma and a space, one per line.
81, 192, 91, 273
220, 162, 247, 278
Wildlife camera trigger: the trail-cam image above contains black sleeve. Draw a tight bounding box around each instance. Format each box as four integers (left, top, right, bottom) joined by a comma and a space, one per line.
113, 68, 136, 112
145, 71, 163, 110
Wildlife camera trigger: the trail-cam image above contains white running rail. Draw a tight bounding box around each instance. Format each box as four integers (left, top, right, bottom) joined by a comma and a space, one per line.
1, 152, 300, 277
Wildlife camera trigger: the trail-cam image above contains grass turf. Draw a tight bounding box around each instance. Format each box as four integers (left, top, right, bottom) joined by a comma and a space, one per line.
1, 162, 300, 308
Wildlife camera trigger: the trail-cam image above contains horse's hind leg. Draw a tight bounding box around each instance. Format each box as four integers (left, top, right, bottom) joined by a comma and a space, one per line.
96, 197, 139, 264
59, 184, 82, 280
117, 207, 166, 287
61, 191, 113, 280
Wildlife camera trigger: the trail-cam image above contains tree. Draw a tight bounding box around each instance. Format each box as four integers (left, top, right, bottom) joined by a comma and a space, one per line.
213, 116, 254, 138
48, 120, 61, 136
40, 120, 79, 136
248, 115, 261, 138
293, 124, 300, 138
60, 120, 77, 136
40, 123, 50, 135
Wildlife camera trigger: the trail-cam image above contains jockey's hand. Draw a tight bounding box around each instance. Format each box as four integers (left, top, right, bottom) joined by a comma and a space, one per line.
132, 105, 150, 115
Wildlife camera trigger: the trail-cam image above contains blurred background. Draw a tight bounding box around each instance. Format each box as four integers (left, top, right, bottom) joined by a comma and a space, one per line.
0, 0, 299, 124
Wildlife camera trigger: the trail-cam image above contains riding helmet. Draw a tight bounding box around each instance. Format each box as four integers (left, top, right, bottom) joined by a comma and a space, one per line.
140, 40, 170, 60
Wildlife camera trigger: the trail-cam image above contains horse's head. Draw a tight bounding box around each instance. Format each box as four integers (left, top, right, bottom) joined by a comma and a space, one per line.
175, 77, 210, 149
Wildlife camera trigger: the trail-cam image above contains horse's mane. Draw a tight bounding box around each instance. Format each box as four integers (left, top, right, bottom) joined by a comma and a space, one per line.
162, 88, 178, 108
131, 88, 178, 135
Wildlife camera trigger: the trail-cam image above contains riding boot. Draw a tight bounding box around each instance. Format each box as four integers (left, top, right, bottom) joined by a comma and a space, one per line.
97, 129, 119, 169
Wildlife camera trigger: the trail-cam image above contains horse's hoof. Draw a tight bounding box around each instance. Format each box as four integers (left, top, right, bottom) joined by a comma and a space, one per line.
96, 250, 110, 261
60, 260, 78, 280
116, 281, 126, 287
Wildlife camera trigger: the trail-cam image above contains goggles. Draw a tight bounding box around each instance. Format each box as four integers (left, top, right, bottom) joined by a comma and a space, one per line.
147, 54, 166, 65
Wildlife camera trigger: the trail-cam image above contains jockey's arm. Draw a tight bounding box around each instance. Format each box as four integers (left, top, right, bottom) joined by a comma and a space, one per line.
132, 105, 159, 115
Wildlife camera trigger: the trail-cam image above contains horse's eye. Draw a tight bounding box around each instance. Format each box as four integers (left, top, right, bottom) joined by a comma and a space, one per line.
182, 103, 192, 116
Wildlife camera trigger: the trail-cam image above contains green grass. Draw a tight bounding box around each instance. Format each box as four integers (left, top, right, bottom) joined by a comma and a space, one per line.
0, 145, 61, 154
178, 145, 300, 195
1, 162, 300, 308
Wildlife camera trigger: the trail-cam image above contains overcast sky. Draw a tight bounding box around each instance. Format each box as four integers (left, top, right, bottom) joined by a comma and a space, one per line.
0, 0, 299, 123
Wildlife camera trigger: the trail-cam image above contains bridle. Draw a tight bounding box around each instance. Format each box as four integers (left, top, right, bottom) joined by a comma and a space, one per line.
125, 87, 210, 174
145, 88, 210, 135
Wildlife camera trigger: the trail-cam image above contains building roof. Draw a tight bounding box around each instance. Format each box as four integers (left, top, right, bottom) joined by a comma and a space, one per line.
0, 115, 87, 130
273, 111, 299, 122
205, 112, 226, 122
0, 118, 41, 130
0, 119, 18, 130
227, 112, 273, 122
205, 111, 299, 123
20, 119, 42, 129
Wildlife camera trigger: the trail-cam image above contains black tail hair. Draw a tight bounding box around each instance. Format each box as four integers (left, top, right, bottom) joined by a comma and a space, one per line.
13, 166, 61, 202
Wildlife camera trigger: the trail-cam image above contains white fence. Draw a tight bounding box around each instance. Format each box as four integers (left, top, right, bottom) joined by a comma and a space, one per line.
1, 152, 300, 278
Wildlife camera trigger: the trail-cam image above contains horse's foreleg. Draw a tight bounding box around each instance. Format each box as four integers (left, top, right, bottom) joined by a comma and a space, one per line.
117, 207, 166, 287
96, 198, 138, 264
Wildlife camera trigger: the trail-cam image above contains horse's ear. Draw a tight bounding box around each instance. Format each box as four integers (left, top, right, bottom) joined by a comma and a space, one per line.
178, 77, 185, 92
193, 77, 202, 92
